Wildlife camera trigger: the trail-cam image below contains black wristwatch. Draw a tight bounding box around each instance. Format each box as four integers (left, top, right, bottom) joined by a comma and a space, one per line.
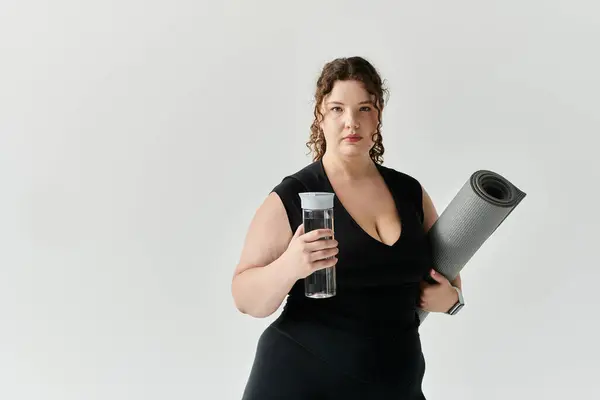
446, 286, 465, 315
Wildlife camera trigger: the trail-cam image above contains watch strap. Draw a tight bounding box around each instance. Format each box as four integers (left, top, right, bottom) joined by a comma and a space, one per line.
447, 286, 465, 315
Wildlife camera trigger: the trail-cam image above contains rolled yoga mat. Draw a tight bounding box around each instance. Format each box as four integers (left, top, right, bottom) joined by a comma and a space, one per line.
418, 169, 527, 323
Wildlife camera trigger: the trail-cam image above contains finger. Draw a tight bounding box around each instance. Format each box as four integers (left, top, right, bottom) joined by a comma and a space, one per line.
304, 238, 338, 252
429, 269, 448, 284
293, 223, 304, 238
310, 256, 338, 271
303, 228, 335, 242
308, 247, 339, 262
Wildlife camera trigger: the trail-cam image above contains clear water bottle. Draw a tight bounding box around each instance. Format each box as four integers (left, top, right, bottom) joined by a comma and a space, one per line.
298, 192, 336, 299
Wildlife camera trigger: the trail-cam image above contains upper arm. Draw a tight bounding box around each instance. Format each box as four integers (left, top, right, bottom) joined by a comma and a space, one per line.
232, 192, 293, 279
421, 184, 439, 234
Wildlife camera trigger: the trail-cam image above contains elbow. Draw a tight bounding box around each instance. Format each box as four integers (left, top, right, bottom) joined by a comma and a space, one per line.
241, 308, 274, 319
232, 296, 275, 318
231, 287, 249, 316
234, 302, 274, 319
231, 283, 274, 319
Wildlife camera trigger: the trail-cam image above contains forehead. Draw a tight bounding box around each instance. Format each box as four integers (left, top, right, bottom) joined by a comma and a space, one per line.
324, 80, 374, 104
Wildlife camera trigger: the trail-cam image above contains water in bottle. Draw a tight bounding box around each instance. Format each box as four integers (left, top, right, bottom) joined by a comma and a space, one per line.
298, 192, 336, 299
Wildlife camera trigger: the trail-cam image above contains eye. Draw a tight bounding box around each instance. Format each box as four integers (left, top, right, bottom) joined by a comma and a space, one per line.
360, 106, 371, 112
331, 107, 342, 112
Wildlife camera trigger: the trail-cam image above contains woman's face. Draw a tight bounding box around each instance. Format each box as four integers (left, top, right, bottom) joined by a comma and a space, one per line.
319, 80, 380, 159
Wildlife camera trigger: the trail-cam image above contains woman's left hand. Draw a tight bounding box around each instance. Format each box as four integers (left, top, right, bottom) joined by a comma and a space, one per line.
419, 269, 458, 313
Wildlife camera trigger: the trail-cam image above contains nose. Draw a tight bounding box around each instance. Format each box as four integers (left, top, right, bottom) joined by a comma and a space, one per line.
345, 113, 360, 130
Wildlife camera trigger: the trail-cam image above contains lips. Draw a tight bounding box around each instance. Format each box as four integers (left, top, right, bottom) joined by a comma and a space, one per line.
344, 135, 362, 141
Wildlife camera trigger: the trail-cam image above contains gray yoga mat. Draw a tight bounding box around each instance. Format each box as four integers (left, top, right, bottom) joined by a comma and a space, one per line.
418, 169, 527, 323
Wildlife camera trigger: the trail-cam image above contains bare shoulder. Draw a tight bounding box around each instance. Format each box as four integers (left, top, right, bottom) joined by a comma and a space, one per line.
232, 191, 293, 279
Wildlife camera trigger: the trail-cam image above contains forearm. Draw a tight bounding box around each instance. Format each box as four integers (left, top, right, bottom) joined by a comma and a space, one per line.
231, 256, 298, 318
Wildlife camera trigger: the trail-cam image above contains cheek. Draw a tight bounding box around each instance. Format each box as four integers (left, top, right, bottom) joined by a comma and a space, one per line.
364, 112, 379, 128
361, 114, 378, 138
322, 116, 345, 132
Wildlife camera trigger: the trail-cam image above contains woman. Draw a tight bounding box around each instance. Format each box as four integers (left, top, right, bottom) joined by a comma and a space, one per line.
232, 56, 464, 399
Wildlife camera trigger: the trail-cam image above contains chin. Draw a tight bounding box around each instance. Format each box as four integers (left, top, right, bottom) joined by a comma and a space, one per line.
339, 145, 370, 158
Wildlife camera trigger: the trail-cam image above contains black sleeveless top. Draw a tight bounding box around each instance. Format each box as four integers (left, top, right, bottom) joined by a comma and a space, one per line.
269, 159, 432, 384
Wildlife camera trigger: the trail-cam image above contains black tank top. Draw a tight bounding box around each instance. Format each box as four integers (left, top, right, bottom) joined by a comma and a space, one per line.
270, 159, 432, 384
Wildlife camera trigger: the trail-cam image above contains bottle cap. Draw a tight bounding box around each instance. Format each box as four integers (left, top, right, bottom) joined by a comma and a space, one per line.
298, 192, 335, 210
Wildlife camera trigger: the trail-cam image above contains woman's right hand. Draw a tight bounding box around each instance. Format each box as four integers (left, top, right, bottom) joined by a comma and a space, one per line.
282, 224, 339, 280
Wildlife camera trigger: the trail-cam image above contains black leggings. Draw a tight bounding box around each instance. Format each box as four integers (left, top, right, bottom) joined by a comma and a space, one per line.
241, 326, 426, 400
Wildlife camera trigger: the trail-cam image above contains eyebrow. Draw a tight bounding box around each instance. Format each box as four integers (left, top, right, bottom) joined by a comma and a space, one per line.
326, 100, 373, 105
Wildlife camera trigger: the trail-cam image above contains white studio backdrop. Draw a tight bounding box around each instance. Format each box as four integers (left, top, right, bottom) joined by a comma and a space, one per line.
1, 1, 599, 399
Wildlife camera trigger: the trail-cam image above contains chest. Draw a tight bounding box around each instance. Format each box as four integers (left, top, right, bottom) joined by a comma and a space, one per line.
324, 178, 430, 287
329, 177, 401, 247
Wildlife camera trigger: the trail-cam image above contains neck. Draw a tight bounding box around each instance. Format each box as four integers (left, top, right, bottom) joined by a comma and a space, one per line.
321, 151, 377, 180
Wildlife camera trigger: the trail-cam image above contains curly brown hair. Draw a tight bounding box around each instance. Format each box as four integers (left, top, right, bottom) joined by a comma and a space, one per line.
306, 56, 389, 164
